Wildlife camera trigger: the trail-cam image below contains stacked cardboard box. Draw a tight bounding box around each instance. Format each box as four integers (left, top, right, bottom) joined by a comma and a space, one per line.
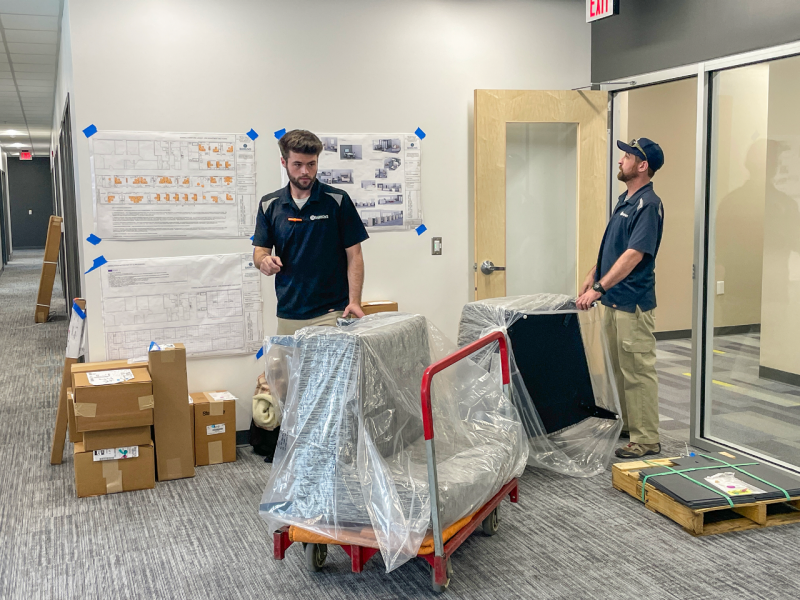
189, 391, 237, 466
70, 361, 155, 497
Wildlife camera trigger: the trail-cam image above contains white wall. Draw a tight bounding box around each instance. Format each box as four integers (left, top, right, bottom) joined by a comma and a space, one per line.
62, 0, 591, 430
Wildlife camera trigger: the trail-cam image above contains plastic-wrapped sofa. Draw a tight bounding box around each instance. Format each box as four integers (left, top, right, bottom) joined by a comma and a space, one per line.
259, 313, 527, 572
457, 294, 622, 477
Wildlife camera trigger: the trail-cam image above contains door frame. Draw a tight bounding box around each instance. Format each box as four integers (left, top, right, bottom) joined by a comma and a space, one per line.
473, 89, 608, 301
601, 39, 800, 473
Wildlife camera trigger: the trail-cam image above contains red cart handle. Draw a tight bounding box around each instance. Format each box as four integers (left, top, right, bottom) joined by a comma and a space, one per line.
420, 331, 510, 441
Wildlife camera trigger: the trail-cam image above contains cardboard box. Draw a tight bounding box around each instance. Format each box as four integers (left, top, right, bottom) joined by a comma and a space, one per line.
71, 358, 148, 379
66, 388, 82, 443
149, 344, 195, 481
34, 215, 63, 323
82, 426, 152, 452
73, 441, 155, 498
71, 365, 154, 432
190, 391, 237, 466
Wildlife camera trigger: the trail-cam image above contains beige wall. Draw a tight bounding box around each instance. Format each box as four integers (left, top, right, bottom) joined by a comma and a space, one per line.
618, 78, 697, 333
710, 65, 769, 328
760, 56, 800, 376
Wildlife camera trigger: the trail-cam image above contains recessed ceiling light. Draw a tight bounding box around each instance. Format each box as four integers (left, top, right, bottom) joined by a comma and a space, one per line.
0, 130, 24, 137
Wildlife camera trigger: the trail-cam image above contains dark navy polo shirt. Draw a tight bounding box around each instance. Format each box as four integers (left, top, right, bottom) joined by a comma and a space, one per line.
596, 182, 664, 313
253, 180, 369, 320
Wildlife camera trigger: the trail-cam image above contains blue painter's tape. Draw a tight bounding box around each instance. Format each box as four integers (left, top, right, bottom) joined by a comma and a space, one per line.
86, 233, 102, 245
83, 124, 98, 138
415, 224, 427, 236
250, 235, 254, 241
256, 346, 264, 360
72, 302, 86, 320
274, 128, 286, 140
149, 341, 160, 352
414, 127, 426, 140
246, 128, 259, 140
84, 255, 107, 274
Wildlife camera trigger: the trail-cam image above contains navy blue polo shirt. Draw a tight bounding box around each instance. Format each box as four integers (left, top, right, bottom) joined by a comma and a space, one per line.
596, 182, 664, 313
253, 180, 369, 320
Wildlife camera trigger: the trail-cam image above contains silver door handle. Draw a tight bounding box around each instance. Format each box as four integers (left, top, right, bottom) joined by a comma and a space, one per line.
480, 260, 506, 275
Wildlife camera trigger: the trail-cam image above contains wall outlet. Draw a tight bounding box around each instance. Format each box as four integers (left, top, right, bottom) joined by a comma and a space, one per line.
432, 237, 442, 255
716, 281, 724, 295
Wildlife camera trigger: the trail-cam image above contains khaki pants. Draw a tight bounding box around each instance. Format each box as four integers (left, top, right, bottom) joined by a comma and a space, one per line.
276, 311, 344, 335
603, 305, 660, 444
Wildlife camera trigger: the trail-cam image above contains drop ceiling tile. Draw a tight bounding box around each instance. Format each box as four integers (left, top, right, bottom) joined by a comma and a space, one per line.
14, 71, 53, 80
0, 71, 13, 79
9, 53, 55, 64
11, 63, 55, 73
0, 1, 61, 16
6, 43, 56, 55
0, 14, 58, 30
3, 29, 58, 44
16, 82, 52, 89
0, 64, 11, 72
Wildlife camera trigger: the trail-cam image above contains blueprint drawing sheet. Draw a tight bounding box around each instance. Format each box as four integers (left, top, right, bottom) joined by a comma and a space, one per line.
100, 253, 263, 359
90, 130, 257, 239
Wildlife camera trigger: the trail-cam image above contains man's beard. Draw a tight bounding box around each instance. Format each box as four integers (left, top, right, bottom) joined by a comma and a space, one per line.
617, 167, 634, 182
288, 171, 315, 190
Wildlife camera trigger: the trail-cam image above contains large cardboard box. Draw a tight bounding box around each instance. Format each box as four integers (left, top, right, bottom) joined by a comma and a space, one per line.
149, 344, 195, 481
82, 426, 152, 452
71, 365, 154, 432
73, 441, 155, 498
34, 215, 63, 323
66, 388, 82, 443
190, 391, 237, 466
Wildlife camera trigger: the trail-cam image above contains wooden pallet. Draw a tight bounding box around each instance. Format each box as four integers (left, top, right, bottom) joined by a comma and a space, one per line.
612, 457, 800, 536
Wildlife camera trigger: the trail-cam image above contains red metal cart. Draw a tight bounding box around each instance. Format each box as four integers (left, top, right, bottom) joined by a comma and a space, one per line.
273, 330, 519, 592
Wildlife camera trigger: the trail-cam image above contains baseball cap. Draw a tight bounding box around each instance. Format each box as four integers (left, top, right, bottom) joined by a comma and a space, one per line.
617, 137, 664, 172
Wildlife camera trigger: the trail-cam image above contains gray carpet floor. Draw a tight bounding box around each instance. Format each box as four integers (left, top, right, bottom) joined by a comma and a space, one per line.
2, 249, 800, 599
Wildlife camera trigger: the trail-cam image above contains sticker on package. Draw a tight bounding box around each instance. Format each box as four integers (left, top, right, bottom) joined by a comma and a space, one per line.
86, 369, 135, 386
705, 472, 767, 496
92, 446, 140, 461
206, 424, 226, 435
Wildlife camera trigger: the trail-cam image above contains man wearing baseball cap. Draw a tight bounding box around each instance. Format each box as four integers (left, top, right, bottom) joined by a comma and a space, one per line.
577, 137, 665, 458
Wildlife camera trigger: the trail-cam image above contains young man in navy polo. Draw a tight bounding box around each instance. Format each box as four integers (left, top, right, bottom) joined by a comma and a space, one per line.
253, 129, 369, 335
249, 130, 369, 461
577, 137, 665, 459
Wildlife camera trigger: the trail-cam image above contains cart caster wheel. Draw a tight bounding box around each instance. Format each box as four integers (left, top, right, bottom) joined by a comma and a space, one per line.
482, 507, 499, 536
305, 543, 327, 572
430, 560, 453, 593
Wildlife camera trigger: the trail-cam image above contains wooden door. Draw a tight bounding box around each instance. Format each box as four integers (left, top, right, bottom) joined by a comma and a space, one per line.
474, 90, 608, 300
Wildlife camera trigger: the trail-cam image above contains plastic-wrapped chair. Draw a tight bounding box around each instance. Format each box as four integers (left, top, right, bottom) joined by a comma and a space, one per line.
260, 312, 527, 572
457, 294, 622, 477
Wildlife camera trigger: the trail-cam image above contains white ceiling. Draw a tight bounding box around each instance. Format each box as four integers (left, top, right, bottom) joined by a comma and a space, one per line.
0, 0, 62, 158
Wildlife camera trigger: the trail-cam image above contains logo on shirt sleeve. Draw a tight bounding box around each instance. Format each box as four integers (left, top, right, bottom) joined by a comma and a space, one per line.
309, 214, 329, 221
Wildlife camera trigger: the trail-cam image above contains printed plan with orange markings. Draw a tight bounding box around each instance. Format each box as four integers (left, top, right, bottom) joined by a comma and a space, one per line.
89, 131, 257, 239
100, 253, 263, 359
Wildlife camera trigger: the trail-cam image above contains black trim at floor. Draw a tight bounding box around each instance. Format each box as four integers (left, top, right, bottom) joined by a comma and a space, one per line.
654, 323, 761, 341
760, 366, 800, 388
236, 430, 249, 446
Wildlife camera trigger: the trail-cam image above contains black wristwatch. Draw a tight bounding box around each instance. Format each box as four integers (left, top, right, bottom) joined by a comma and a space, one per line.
592, 282, 606, 296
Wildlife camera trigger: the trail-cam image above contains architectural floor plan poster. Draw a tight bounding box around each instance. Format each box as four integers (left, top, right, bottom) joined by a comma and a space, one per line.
100, 253, 263, 359
90, 130, 257, 239
314, 133, 422, 231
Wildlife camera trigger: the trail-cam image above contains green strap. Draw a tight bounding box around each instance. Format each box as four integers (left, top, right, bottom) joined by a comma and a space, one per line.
697, 454, 792, 501
640, 460, 759, 507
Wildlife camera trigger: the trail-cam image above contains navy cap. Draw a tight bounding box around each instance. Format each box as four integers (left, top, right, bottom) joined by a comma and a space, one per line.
617, 137, 664, 172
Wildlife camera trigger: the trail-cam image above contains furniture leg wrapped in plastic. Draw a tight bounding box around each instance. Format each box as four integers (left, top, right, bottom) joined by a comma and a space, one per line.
457, 294, 623, 477
259, 313, 528, 572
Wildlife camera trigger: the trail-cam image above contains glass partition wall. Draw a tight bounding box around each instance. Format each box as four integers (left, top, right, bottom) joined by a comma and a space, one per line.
609, 47, 800, 471
705, 56, 800, 468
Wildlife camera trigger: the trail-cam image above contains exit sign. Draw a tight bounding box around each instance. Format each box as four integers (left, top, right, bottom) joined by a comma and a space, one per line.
587, 0, 618, 22
20, 150, 31, 160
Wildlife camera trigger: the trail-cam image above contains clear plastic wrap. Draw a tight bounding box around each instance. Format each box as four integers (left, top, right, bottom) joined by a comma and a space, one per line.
259, 313, 527, 572
457, 294, 622, 477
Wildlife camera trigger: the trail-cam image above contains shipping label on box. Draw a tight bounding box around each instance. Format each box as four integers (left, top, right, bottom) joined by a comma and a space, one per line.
206, 424, 225, 435
92, 446, 139, 461
86, 369, 135, 386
